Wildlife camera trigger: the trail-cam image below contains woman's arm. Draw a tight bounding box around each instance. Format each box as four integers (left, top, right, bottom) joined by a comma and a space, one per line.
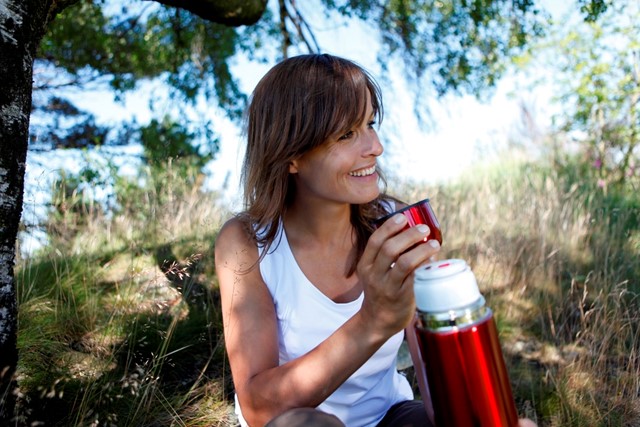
215, 215, 438, 426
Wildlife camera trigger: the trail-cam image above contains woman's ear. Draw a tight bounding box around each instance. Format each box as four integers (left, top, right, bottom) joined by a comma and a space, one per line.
289, 160, 299, 174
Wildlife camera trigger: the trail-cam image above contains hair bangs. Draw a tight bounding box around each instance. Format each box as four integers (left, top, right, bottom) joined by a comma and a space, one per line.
305, 56, 384, 151
339, 77, 381, 138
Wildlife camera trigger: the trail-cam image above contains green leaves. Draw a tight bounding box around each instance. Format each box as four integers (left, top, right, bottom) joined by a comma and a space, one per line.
33, 0, 263, 161
550, 2, 639, 188
39, 0, 251, 113
139, 117, 217, 173
325, 0, 549, 97
578, 0, 610, 22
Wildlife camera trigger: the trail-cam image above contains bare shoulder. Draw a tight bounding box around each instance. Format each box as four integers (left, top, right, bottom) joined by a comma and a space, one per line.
216, 216, 253, 247
214, 216, 258, 271
214, 216, 269, 311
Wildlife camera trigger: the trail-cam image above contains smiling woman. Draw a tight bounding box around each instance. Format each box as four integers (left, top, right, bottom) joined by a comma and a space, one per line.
214, 53, 539, 427
214, 53, 440, 427
239, 54, 388, 263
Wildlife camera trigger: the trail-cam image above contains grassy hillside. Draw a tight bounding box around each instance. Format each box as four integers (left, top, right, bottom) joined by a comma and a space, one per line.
13, 157, 640, 426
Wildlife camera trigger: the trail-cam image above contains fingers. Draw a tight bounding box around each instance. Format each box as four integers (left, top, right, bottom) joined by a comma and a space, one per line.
358, 214, 441, 335
394, 236, 439, 270
361, 214, 405, 276
363, 213, 440, 282
379, 225, 430, 276
382, 220, 437, 270
363, 214, 407, 260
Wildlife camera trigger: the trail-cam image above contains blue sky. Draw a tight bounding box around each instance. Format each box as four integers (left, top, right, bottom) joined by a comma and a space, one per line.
22, 0, 569, 253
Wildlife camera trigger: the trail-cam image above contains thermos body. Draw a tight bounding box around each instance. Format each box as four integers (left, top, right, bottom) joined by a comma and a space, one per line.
413, 259, 519, 427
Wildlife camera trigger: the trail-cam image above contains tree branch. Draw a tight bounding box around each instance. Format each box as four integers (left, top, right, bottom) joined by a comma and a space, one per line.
145, 0, 268, 26
286, 0, 320, 53
278, 0, 292, 58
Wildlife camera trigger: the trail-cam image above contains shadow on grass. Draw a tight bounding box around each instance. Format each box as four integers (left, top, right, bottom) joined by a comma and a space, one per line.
14, 237, 234, 427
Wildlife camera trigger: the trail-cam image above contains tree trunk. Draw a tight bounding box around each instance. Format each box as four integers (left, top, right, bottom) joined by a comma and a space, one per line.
0, 0, 263, 422
0, 0, 63, 421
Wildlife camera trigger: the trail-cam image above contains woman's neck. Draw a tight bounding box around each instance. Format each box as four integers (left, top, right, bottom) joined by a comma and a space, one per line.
283, 200, 360, 299
283, 200, 353, 248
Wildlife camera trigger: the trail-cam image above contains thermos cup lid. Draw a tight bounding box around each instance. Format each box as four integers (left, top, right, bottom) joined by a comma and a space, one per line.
414, 259, 482, 312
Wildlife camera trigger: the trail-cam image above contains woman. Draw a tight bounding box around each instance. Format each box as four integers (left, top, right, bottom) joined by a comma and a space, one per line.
215, 54, 536, 427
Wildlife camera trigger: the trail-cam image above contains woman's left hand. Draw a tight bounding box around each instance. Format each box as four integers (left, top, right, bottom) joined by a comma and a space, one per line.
357, 213, 440, 338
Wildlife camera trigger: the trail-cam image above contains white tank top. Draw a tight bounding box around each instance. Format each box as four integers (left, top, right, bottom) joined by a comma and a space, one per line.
235, 223, 413, 427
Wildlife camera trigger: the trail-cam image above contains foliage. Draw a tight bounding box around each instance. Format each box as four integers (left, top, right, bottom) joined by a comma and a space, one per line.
139, 117, 218, 179
39, 0, 547, 98
577, 0, 611, 22
38, 111, 218, 253
331, 0, 547, 97
38, 0, 613, 107
523, 0, 640, 189
31, 0, 561, 155
47, 166, 109, 250
38, 0, 255, 113
29, 97, 111, 151
31, 0, 274, 159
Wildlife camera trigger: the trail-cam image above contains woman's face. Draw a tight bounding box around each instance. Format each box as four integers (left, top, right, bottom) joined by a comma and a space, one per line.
289, 94, 383, 206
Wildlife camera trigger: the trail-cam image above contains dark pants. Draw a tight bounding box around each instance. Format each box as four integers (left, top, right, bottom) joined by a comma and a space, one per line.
376, 400, 433, 427
265, 400, 433, 427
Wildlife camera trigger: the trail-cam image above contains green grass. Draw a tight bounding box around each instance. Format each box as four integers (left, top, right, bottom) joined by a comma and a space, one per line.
15, 167, 233, 426
409, 155, 640, 426
13, 155, 640, 426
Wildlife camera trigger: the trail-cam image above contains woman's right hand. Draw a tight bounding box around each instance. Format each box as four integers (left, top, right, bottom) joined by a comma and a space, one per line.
356, 213, 440, 339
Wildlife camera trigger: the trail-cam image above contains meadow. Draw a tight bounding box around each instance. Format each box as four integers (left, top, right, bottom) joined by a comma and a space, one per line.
13, 154, 640, 426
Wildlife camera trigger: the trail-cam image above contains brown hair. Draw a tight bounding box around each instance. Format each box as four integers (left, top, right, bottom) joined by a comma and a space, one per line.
239, 54, 393, 274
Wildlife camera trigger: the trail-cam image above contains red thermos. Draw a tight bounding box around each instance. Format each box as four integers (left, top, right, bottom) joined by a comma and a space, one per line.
412, 259, 519, 427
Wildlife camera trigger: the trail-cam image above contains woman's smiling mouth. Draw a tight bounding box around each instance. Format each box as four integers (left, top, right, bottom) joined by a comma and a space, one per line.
349, 166, 376, 177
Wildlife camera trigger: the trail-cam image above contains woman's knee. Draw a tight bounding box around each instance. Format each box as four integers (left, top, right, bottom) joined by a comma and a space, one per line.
265, 408, 345, 427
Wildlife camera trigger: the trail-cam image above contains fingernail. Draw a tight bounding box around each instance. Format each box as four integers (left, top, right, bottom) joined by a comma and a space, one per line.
394, 214, 407, 224
416, 224, 429, 234
428, 239, 440, 249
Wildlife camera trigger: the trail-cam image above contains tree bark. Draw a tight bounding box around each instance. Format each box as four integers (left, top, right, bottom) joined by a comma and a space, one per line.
1, 0, 62, 421
148, 0, 267, 26
0, 0, 266, 421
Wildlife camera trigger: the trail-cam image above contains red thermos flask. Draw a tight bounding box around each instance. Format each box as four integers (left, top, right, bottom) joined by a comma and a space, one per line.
412, 259, 519, 427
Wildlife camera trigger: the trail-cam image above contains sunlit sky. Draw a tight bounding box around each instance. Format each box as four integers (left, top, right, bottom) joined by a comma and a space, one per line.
198, 8, 560, 210
23, 0, 569, 247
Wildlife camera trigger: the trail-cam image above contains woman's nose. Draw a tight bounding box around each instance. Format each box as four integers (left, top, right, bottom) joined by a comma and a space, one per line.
364, 132, 383, 157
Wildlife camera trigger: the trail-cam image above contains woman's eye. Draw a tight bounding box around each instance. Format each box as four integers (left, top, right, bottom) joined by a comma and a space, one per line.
368, 120, 376, 129
338, 130, 354, 141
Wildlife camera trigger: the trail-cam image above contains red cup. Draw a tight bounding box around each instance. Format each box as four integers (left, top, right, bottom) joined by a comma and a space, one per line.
374, 198, 442, 245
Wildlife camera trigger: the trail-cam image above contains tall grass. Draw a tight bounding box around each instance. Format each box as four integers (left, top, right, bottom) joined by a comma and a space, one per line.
13, 155, 640, 426
392, 154, 640, 426
15, 163, 234, 426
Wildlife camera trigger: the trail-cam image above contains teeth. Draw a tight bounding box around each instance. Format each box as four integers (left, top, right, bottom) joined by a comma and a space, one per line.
349, 166, 376, 177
